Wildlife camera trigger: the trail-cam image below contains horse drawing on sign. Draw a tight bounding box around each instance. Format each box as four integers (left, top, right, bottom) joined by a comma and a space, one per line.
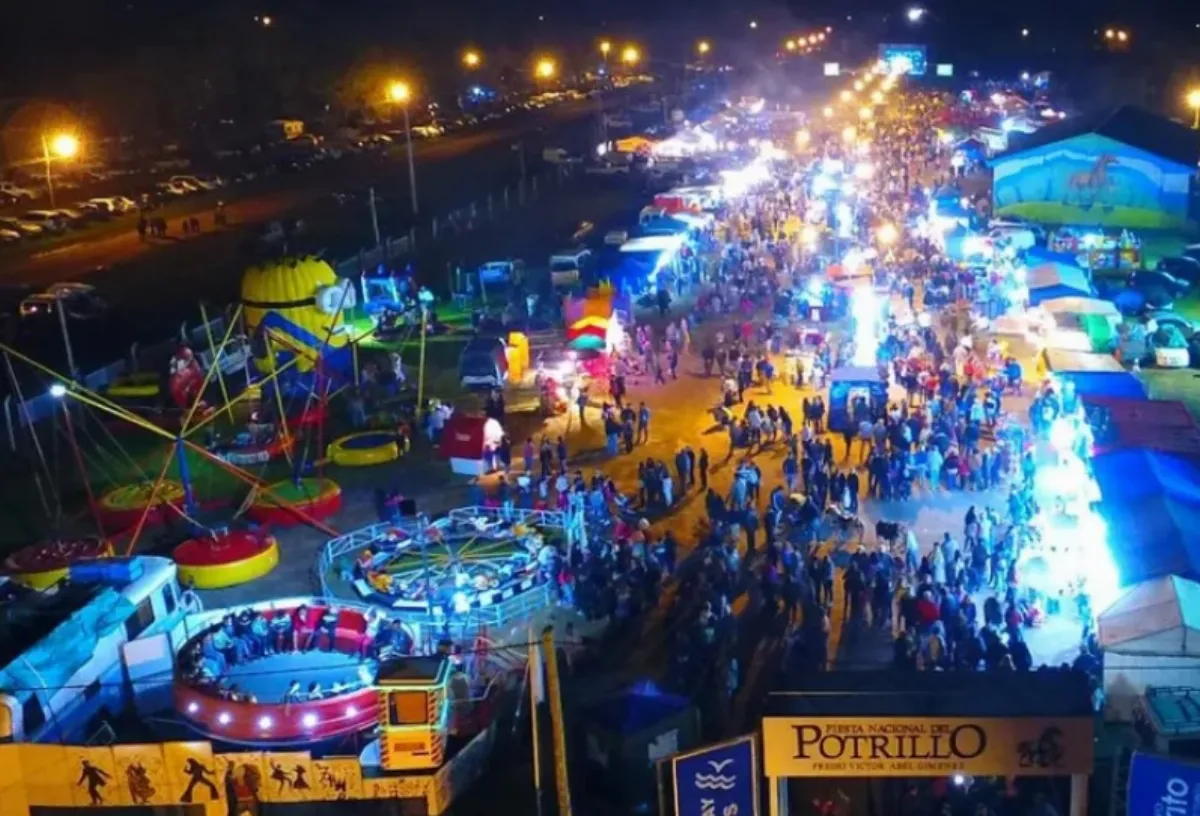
1066, 154, 1117, 207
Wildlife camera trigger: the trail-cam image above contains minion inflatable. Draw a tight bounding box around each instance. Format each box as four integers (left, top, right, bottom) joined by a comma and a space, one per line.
240, 256, 358, 382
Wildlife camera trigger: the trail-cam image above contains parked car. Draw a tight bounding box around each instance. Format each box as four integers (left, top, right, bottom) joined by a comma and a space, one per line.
0, 228, 21, 244
0, 217, 45, 237
154, 180, 192, 196
19, 282, 108, 320
85, 196, 138, 215
1158, 256, 1200, 287
0, 181, 37, 200
21, 210, 69, 233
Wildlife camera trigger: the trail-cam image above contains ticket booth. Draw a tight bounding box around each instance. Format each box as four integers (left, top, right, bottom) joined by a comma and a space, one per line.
376, 656, 452, 771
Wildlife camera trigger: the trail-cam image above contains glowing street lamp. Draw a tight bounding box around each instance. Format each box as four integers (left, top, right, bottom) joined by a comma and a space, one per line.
1187, 89, 1200, 129
749, 20, 758, 29
621, 45, 640, 65
42, 132, 79, 209
535, 57, 557, 80
1116, 30, 1128, 42
785, 39, 797, 51
697, 40, 711, 56
386, 82, 419, 214
462, 50, 482, 69
1021, 27, 1030, 37
906, 7, 926, 22
599, 40, 611, 58
1104, 29, 1115, 39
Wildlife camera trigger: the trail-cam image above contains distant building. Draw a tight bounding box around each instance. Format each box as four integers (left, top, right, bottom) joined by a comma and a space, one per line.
990, 105, 1200, 232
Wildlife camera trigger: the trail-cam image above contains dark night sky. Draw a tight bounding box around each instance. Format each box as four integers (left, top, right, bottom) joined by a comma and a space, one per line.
3, 0, 1199, 97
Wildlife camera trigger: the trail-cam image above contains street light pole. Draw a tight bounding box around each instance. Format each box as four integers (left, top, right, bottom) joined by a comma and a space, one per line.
41, 135, 57, 209
402, 102, 418, 215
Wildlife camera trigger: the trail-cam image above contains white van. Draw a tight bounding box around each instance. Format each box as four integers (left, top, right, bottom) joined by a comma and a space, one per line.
548, 249, 591, 286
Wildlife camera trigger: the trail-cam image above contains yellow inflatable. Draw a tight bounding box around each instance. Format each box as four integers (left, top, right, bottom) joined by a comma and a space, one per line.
240, 256, 357, 372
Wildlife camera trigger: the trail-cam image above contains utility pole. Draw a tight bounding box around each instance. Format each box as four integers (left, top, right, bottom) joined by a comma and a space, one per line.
368, 187, 381, 249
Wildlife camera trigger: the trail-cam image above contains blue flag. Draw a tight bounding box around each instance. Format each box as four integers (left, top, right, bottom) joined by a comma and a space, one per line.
672, 735, 758, 816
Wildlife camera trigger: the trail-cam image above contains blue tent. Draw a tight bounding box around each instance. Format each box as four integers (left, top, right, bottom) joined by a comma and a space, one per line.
1093, 449, 1200, 584
1027, 261, 1093, 305
1060, 371, 1147, 400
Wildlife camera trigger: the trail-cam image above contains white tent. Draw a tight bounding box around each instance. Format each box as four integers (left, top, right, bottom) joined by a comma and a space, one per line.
1040, 297, 1121, 319
1100, 575, 1200, 655
1042, 348, 1123, 373
1099, 576, 1200, 721
1026, 262, 1092, 294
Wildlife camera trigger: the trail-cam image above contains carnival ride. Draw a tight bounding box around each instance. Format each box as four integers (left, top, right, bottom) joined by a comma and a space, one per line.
0, 257, 374, 590
320, 506, 581, 626
174, 599, 384, 745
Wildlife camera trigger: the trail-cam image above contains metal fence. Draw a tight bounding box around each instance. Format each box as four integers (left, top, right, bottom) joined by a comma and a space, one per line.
3, 165, 579, 451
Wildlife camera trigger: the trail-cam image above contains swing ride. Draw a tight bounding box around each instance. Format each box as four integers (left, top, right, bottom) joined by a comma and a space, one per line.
0, 257, 368, 590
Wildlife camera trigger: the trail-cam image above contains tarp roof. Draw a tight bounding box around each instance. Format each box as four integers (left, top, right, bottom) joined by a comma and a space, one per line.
1041, 297, 1120, 318
1093, 449, 1200, 584
1043, 348, 1124, 373
994, 105, 1200, 168
1062, 371, 1147, 400
1027, 262, 1092, 295
619, 234, 686, 254
1084, 395, 1200, 456
1098, 575, 1200, 656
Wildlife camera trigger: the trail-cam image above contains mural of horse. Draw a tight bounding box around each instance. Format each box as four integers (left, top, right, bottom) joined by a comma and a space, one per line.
1066, 153, 1117, 207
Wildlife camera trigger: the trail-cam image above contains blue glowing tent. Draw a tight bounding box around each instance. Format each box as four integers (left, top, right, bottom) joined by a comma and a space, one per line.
1093, 449, 1200, 584
1061, 371, 1147, 400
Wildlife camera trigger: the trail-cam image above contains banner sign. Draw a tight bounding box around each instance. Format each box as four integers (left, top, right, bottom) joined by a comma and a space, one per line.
762, 717, 1092, 778
1127, 752, 1200, 816
672, 735, 759, 816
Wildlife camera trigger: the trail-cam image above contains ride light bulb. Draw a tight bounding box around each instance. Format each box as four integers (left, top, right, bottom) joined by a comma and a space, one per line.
302, 712, 319, 729
217, 712, 232, 726
258, 715, 273, 730
186, 702, 200, 714
346, 705, 359, 717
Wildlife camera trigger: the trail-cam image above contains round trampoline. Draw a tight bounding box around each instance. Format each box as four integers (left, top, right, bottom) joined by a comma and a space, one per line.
175, 602, 384, 745
332, 511, 556, 616
247, 477, 342, 527
174, 530, 280, 589
3, 537, 114, 590
97, 480, 188, 531
326, 432, 401, 467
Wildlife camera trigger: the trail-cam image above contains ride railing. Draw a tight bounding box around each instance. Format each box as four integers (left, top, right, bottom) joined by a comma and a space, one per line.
316, 511, 561, 638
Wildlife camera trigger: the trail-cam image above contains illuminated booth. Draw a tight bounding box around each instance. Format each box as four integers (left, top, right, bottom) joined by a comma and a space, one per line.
827, 366, 888, 433
760, 672, 1095, 816
438, 414, 505, 475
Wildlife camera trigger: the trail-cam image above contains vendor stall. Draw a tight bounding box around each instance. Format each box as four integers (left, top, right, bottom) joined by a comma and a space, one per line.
1039, 348, 1124, 377
1026, 262, 1094, 305
438, 413, 505, 475
1099, 576, 1200, 721
1040, 297, 1121, 353
827, 365, 888, 433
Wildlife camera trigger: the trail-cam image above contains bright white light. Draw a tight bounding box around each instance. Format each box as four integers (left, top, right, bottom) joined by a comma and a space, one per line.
841, 181, 856, 197
1020, 71, 1031, 81
1000, 119, 1015, 132
258, 715, 273, 730
302, 712, 319, 729
186, 702, 200, 714
834, 202, 853, 239
453, 591, 471, 613
953, 774, 966, 786
217, 712, 232, 726
938, 131, 954, 145
906, 7, 926, 22
853, 161, 874, 180
990, 93, 1006, 106
811, 173, 836, 196
821, 157, 845, 175
1049, 418, 1077, 453
850, 286, 880, 366
49, 383, 67, 398
346, 705, 359, 717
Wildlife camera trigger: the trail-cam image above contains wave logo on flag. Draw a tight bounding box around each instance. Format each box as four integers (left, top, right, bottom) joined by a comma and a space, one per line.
672, 735, 758, 816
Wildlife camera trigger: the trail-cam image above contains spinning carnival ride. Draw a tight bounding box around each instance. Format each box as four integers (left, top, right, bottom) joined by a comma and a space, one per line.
323, 507, 581, 622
